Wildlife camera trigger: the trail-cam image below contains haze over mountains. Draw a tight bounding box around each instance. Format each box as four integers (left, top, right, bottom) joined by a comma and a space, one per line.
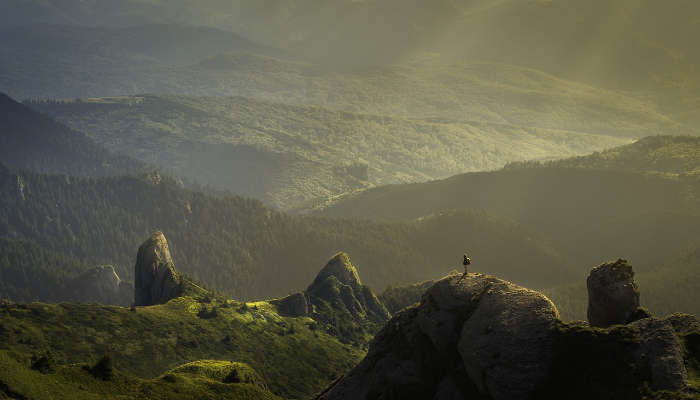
3, 1, 698, 209
1, 1, 700, 398
2, 94, 698, 323
28, 92, 635, 209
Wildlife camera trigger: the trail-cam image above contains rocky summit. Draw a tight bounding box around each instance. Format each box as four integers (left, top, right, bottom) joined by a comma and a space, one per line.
316, 270, 700, 400
300, 252, 390, 344
587, 258, 641, 328
134, 231, 182, 306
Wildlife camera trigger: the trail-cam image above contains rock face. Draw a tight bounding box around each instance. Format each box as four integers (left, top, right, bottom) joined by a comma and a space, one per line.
629, 317, 687, 392
270, 292, 309, 317
305, 252, 390, 342
317, 270, 699, 400
317, 273, 560, 400
587, 258, 640, 327
67, 265, 132, 306
134, 232, 181, 306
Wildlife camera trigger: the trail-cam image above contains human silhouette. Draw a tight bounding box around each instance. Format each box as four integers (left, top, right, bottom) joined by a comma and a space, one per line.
457, 254, 471, 283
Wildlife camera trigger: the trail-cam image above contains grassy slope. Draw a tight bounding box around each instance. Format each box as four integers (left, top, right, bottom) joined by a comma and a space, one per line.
0, 353, 281, 400
0, 295, 363, 399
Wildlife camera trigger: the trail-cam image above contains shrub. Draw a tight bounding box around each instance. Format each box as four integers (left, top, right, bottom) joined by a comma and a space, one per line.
31, 352, 55, 374
89, 355, 114, 380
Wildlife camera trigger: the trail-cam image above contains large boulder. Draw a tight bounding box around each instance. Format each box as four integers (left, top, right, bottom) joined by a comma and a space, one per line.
134, 232, 181, 306
317, 272, 560, 400
587, 258, 640, 327
317, 271, 699, 400
458, 280, 560, 400
629, 317, 687, 392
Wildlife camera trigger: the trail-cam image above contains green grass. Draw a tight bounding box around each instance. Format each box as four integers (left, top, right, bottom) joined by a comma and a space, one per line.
0, 350, 282, 400
0, 296, 364, 399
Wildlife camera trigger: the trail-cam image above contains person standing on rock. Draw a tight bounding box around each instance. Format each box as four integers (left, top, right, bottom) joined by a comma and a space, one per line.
458, 254, 471, 282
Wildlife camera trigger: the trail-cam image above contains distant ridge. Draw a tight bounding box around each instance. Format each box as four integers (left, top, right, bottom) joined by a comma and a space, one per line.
0, 92, 146, 177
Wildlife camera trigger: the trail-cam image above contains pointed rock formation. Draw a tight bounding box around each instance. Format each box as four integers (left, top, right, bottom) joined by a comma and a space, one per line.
303, 252, 390, 343
134, 232, 181, 306
587, 258, 640, 328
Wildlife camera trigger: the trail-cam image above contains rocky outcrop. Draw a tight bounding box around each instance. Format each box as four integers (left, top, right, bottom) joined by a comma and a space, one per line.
587, 258, 640, 327
629, 317, 687, 392
134, 232, 181, 306
317, 272, 560, 400
67, 265, 132, 306
270, 292, 309, 317
305, 252, 390, 343
317, 270, 699, 400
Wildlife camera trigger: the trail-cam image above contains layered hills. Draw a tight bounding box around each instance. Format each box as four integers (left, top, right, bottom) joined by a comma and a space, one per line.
315, 136, 700, 319
0, 160, 570, 303
27, 88, 643, 209
2, 91, 697, 321
4, 1, 700, 92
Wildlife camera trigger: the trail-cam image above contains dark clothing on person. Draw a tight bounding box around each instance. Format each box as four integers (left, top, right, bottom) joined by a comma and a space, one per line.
458, 254, 471, 283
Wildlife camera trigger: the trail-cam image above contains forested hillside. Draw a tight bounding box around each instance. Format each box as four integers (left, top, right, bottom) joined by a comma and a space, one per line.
0, 93, 145, 177
317, 136, 700, 319
545, 245, 700, 320
508, 135, 700, 175
28, 88, 642, 209
0, 161, 577, 303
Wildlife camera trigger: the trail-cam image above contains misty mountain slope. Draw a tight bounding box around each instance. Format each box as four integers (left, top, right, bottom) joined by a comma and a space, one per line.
4, 0, 700, 91
182, 58, 680, 137
0, 159, 576, 303
0, 93, 146, 177
10, 42, 681, 138
5, 0, 700, 139
515, 135, 700, 175
29, 89, 642, 209
0, 23, 279, 100
314, 137, 700, 276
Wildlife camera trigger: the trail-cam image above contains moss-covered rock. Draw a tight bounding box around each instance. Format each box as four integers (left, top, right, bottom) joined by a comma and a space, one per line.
306, 252, 391, 345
